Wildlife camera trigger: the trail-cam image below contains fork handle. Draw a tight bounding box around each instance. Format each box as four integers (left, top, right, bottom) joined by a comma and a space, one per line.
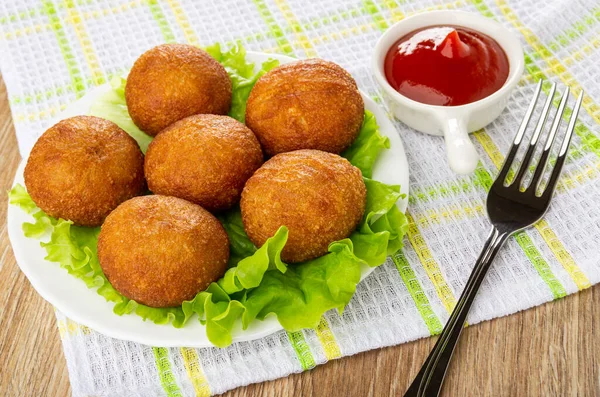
404, 226, 509, 397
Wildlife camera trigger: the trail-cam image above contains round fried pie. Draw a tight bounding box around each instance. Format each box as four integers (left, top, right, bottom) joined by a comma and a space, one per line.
125, 44, 232, 136
144, 114, 263, 212
240, 149, 366, 263
245, 58, 364, 156
97, 195, 229, 308
24, 116, 145, 227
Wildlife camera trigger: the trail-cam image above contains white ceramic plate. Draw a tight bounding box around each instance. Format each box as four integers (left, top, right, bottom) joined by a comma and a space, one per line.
7, 52, 409, 347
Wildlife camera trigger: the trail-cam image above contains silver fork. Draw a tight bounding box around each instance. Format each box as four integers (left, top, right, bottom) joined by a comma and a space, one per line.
403, 80, 584, 397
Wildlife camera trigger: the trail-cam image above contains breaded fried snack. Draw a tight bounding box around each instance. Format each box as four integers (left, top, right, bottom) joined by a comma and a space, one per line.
97, 195, 229, 308
144, 114, 263, 212
125, 44, 232, 136
245, 59, 364, 156
24, 116, 145, 227
241, 149, 366, 263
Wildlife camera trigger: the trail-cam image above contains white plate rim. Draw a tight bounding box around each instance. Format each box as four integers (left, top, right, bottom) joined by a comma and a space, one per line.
7, 51, 410, 347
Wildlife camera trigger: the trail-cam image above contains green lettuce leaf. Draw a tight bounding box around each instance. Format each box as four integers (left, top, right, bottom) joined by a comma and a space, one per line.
89, 76, 153, 153
206, 42, 281, 123
218, 226, 288, 293
342, 110, 390, 178
242, 241, 363, 331
8, 184, 38, 214
10, 43, 408, 348
217, 209, 260, 267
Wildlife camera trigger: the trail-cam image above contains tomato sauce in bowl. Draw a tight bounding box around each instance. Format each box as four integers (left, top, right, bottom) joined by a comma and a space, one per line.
384, 25, 509, 106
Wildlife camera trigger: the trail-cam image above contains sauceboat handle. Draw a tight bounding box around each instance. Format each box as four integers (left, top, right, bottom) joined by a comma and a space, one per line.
442, 118, 479, 174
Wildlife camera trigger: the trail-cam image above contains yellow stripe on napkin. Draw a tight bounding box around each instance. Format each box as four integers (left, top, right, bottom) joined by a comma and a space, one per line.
381, 0, 406, 22
534, 220, 591, 290
309, 23, 377, 46
252, 0, 295, 55
315, 317, 342, 360
180, 348, 211, 397
65, 0, 105, 86
57, 319, 91, 338
563, 37, 600, 67
273, 0, 318, 57
406, 212, 458, 314
166, 0, 200, 47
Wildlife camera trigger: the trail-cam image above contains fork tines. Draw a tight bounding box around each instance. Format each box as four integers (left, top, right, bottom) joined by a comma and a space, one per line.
496, 79, 584, 198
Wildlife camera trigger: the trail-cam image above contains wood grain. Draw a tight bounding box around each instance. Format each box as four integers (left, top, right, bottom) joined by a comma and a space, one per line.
0, 74, 598, 397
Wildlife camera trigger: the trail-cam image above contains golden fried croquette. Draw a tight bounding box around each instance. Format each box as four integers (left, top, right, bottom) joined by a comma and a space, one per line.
125, 44, 232, 136
245, 58, 364, 156
240, 149, 366, 263
24, 116, 145, 227
144, 114, 263, 212
97, 195, 229, 308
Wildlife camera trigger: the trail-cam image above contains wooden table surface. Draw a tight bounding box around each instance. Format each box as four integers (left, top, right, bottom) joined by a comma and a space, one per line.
1, 74, 599, 397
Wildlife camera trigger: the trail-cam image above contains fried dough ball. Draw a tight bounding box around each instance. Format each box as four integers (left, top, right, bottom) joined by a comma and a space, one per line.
241, 149, 366, 263
24, 116, 145, 227
125, 44, 232, 136
97, 195, 229, 308
245, 58, 364, 156
144, 114, 263, 212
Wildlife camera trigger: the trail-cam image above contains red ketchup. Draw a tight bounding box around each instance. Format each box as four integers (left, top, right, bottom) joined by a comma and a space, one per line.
384, 26, 509, 106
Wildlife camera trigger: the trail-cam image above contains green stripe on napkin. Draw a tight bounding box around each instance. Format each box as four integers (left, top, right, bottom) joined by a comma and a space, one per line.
146, 0, 176, 43
392, 251, 444, 335
153, 347, 183, 397
42, 0, 86, 97
287, 331, 316, 370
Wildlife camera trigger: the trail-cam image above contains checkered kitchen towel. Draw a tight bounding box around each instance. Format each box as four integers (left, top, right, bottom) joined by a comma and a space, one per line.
2, 0, 600, 395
